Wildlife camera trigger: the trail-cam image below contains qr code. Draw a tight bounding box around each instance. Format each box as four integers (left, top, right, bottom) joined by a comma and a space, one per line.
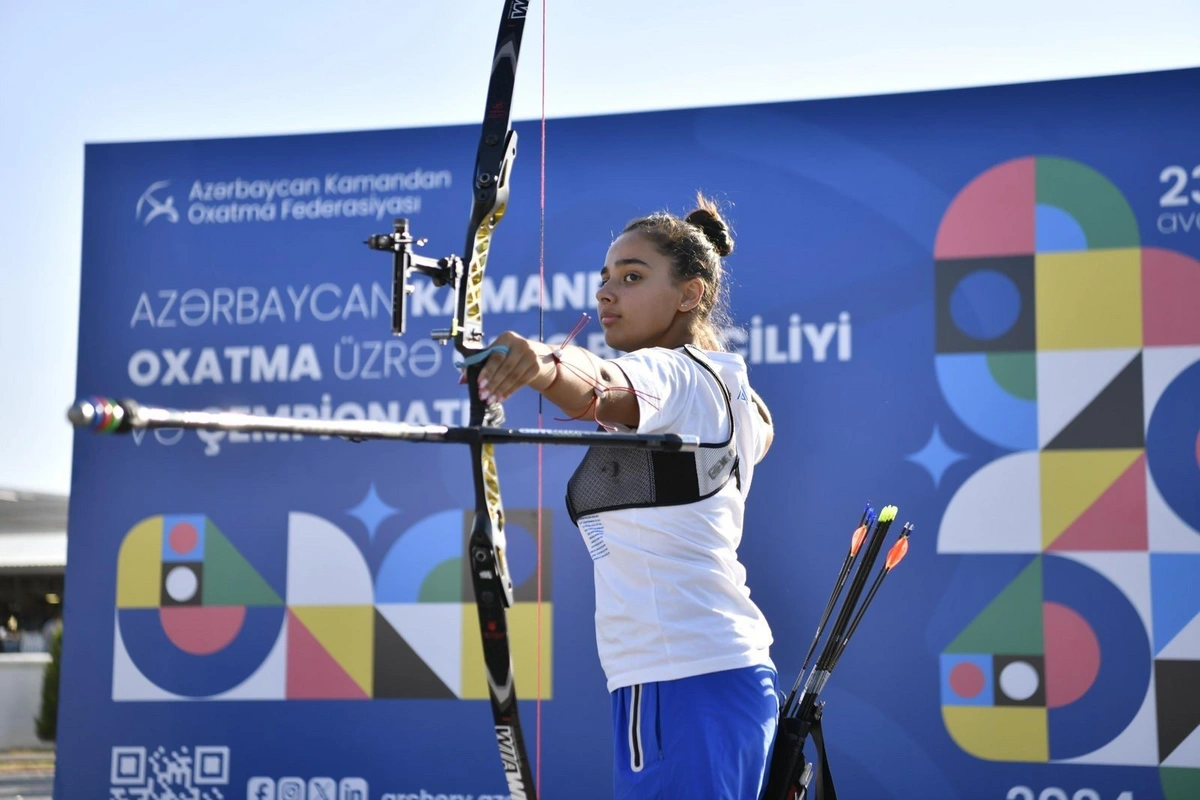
110, 745, 229, 800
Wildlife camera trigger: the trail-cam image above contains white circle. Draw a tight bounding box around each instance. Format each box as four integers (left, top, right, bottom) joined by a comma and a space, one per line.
165, 566, 198, 602
999, 661, 1040, 701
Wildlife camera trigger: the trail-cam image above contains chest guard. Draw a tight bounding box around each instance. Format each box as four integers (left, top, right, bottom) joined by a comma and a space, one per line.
566, 346, 741, 526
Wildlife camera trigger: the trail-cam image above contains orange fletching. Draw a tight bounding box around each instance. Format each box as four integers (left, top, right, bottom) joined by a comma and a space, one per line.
850, 525, 868, 555
884, 536, 910, 570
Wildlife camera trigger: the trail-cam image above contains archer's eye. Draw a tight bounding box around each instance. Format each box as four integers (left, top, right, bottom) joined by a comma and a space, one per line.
623, 273, 641, 283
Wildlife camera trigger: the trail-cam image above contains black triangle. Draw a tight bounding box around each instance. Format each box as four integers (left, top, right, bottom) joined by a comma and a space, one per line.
1155, 659, 1200, 762
1046, 353, 1144, 450
373, 609, 456, 699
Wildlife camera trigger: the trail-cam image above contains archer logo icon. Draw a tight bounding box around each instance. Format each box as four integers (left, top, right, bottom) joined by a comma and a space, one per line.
136, 180, 179, 225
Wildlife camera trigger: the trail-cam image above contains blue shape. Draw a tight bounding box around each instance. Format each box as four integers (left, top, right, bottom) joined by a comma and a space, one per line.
940, 653, 994, 706
1044, 555, 1151, 759
346, 483, 401, 541
949, 270, 1022, 341
1150, 554, 1200, 654
117, 606, 285, 697
161, 514, 206, 563
500, 515, 540, 590
376, 510, 463, 603
935, 353, 1038, 451
1035, 204, 1087, 252
1146, 360, 1200, 533
907, 425, 968, 488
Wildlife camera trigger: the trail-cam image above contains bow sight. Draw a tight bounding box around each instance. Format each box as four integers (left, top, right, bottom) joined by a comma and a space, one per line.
366, 218, 463, 340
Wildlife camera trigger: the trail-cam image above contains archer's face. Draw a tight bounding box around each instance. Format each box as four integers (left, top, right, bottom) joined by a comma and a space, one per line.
596, 232, 699, 352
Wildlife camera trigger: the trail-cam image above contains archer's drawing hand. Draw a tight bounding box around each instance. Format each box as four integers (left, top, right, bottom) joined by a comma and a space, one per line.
476, 331, 556, 404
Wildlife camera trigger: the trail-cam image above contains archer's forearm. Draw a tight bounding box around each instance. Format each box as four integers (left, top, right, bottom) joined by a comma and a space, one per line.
529, 343, 638, 426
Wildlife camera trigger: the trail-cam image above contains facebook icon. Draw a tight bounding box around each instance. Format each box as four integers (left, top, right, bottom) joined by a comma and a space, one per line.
247, 777, 275, 800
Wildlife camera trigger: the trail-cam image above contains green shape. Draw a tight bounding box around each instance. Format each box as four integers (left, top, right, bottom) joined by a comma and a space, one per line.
417, 558, 462, 603
987, 352, 1036, 401
946, 557, 1043, 655
1161, 768, 1200, 800
1036, 157, 1139, 250
202, 521, 282, 606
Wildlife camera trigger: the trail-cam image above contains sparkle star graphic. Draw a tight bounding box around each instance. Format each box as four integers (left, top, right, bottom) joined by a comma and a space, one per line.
346, 483, 401, 540
905, 425, 968, 489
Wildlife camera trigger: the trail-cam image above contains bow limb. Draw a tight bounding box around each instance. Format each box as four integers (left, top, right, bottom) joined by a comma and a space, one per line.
456, 2, 536, 798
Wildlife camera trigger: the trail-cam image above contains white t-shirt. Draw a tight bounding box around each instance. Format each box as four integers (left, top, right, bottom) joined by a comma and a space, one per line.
576, 346, 774, 692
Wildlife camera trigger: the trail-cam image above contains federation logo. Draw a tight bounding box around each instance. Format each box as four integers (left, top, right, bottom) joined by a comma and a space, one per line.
136, 180, 179, 225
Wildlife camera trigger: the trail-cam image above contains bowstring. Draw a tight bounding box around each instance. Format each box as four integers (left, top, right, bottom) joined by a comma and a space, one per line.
535, 0, 547, 793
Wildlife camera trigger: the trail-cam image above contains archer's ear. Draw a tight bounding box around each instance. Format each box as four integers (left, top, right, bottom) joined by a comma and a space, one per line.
680, 278, 704, 312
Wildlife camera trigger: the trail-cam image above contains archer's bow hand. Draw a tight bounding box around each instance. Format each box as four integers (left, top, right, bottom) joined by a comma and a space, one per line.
477, 331, 558, 405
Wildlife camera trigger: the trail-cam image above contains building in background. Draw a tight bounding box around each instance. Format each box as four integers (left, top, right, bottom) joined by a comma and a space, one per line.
0, 488, 66, 748
0, 489, 66, 653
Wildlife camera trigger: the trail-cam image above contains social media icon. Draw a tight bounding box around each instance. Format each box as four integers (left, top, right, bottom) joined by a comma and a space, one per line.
339, 777, 368, 800
247, 777, 276, 800
308, 777, 336, 800
278, 777, 305, 800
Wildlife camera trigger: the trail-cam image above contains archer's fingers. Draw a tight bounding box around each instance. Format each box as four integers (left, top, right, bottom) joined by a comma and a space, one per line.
489, 356, 540, 403
477, 350, 504, 388
485, 347, 537, 402
478, 334, 527, 401
477, 332, 521, 389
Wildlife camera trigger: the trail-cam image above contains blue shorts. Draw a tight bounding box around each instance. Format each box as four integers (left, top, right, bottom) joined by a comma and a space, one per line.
611, 665, 779, 800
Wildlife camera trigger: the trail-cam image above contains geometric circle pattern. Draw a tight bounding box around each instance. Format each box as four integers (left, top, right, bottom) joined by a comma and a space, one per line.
951, 661, 987, 699
935, 155, 1200, 768
999, 660, 1040, 702
168, 522, 199, 556
164, 566, 198, 603
112, 508, 553, 702
1147, 361, 1200, 532
939, 555, 1151, 761
950, 269, 1022, 340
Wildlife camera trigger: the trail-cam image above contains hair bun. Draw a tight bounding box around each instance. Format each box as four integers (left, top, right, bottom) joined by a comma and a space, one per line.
685, 204, 734, 257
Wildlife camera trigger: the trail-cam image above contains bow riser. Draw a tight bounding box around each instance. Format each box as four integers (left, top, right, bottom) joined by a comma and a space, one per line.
459, 131, 517, 351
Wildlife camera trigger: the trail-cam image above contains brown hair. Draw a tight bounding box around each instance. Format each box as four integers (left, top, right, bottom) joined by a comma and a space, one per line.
620, 193, 734, 351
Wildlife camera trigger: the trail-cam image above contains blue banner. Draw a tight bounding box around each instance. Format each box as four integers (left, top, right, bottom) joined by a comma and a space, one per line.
65, 67, 1200, 800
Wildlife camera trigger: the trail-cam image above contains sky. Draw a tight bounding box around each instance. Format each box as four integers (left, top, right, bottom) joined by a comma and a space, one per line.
1, 0, 1198, 496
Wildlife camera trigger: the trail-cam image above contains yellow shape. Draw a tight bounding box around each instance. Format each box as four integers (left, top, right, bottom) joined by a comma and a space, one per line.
1036, 249, 1142, 350
1040, 449, 1142, 548
461, 603, 553, 700
290, 605, 374, 696
116, 517, 163, 608
943, 706, 1048, 762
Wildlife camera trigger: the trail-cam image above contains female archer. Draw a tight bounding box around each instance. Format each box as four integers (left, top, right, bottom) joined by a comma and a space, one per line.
478, 195, 777, 799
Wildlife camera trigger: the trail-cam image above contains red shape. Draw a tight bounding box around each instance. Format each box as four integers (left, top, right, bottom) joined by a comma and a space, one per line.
285, 611, 367, 699
1143, 247, 1200, 346
160, 606, 245, 655
1043, 601, 1101, 708
168, 522, 199, 555
949, 662, 986, 699
1047, 453, 1148, 552
935, 158, 1035, 259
